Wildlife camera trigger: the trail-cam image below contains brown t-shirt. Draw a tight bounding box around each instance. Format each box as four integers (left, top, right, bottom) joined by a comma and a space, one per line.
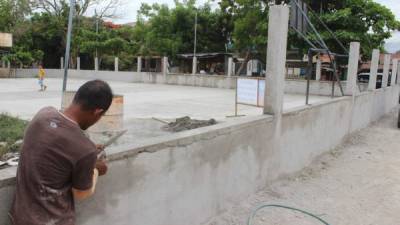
10, 107, 97, 225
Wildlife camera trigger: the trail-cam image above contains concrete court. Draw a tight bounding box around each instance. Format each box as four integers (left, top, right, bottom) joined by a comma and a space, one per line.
0, 78, 332, 121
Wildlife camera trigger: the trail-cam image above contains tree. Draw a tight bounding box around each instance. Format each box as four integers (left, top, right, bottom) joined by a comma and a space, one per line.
31, 0, 122, 18
0, 0, 30, 32
304, 0, 400, 57
219, 0, 400, 61
219, 0, 269, 74
134, 0, 227, 57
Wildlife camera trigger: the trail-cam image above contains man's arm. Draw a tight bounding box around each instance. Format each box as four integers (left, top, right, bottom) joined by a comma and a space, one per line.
72, 168, 99, 201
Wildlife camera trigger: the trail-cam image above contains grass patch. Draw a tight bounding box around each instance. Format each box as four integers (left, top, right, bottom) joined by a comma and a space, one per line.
0, 113, 28, 159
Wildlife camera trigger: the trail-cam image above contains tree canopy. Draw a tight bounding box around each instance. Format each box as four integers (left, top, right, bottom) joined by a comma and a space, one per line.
0, 0, 398, 68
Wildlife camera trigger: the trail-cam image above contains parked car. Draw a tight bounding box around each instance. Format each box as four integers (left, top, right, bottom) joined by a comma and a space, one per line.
358, 73, 383, 89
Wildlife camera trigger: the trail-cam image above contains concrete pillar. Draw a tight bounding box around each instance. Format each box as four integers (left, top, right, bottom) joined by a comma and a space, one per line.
316, 58, 321, 81
137, 56, 142, 72
368, 49, 379, 91
192, 56, 197, 75
60, 57, 64, 69
115, 57, 119, 72
227, 57, 233, 77
382, 54, 391, 87
7, 61, 10, 69
397, 61, 400, 85
391, 59, 398, 86
264, 5, 289, 115
77, 57, 80, 70
345, 42, 360, 96
20, 63, 23, 69
94, 57, 99, 71
162, 56, 168, 76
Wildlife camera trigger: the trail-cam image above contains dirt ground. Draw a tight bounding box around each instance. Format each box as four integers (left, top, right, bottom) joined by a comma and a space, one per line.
204, 110, 400, 225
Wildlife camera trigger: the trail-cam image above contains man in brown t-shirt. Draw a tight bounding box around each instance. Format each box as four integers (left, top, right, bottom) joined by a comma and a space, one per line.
10, 80, 113, 225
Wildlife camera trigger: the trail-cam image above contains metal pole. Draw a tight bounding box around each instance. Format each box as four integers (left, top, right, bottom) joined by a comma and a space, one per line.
95, 10, 99, 59
194, 12, 198, 57
62, 0, 75, 93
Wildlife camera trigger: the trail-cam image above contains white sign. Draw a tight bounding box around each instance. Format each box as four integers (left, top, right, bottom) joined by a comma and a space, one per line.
237, 78, 266, 107
258, 80, 265, 107
0, 33, 12, 48
237, 78, 258, 106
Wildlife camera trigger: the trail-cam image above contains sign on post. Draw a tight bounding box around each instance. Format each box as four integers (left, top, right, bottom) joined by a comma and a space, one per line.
237, 78, 259, 106
0, 33, 12, 48
234, 77, 265, 116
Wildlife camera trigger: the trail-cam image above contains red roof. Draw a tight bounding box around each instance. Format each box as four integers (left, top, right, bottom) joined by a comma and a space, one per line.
104, 21, 121, 29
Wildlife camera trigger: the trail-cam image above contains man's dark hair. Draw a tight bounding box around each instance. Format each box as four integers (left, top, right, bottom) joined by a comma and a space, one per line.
73, 80, 113, 112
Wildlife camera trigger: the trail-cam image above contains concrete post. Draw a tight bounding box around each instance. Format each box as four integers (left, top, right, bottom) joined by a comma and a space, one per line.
162, 56, 168, 76
391, 59, 398, 86
60, 57, 64, 69
316, 58, 321, 81
382, 54, 391, 87
137, 56, 142, 73
94, 57, 99, 71
20, 63, 23, 69
115, 57, 119, 72
227, 57, 233, 77
368, 49, 379, 91
264, 5, 289, 115
192, 56, 197, 75
397, 61, 400, 85
77, 57, 80, 70
345, 42, 360, 96
7, 61, 10, 69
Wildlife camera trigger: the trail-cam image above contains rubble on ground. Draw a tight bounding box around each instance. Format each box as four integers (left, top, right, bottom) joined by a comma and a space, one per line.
162, 116, 217, 132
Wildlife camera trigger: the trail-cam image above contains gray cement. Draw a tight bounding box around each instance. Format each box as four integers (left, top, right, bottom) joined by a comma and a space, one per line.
15, 68, 350, 95
0, 78, 331, 122
0, 83, 398, 225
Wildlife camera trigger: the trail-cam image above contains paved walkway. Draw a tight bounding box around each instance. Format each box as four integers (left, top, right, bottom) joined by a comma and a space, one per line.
204, 110, 400, 225
0, 78, 331, 121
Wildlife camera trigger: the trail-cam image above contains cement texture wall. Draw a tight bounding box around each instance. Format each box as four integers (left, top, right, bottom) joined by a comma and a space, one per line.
1, 85, 398, 225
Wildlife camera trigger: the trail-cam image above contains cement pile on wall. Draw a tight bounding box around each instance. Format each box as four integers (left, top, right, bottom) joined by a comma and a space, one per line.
162, 116, 217, 132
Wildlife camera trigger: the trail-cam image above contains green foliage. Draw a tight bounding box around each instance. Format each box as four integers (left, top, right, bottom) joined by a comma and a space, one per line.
135, 1, 227, 57
0, 114, 27, 144
219, 0, 400, 58
0, 114, 28, 158
304, 0, 400, 57
0, 0, 398, 68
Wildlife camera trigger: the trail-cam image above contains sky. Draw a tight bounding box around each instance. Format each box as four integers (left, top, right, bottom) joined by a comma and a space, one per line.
108, 0, 400, 53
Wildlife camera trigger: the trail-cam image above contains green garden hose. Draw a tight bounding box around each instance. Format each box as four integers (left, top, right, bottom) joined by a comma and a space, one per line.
247, 204, 332, 225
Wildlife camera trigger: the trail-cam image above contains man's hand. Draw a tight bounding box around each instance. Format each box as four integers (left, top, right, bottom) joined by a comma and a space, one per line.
95, 144, 105, 153
95, 160, 108, 176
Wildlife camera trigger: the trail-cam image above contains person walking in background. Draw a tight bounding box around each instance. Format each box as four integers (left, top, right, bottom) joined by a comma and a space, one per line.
38, 65, 47, 91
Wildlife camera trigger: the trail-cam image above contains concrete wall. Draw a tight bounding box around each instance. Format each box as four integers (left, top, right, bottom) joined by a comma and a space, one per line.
1, 85, 398, 225
15, 69, 236, 89
15, 69, 145, 83
17, 68, 357, 94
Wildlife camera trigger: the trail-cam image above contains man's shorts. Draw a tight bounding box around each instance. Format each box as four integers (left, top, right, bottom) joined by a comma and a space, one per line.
38, 79, 43, 85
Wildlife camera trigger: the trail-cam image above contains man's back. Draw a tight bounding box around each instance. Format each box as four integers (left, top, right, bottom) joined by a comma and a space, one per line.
10, 107, 97, 225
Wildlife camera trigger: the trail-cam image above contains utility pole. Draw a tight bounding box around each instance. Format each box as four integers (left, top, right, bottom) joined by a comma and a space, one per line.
192, 12, 198, 75
193, 12, 198, 57
62, 0, 75, 94
95, 10, 99, 59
